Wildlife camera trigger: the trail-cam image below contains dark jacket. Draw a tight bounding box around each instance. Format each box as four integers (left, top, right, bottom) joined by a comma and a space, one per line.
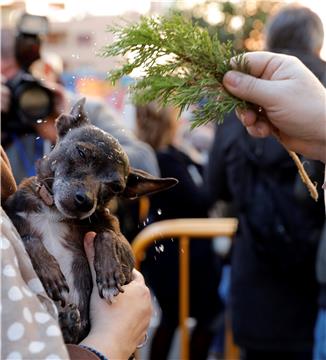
142, 145, 223, 322
205, 114, 324, 351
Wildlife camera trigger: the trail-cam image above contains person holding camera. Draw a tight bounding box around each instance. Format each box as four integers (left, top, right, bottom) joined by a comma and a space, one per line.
1, 15, 160, 184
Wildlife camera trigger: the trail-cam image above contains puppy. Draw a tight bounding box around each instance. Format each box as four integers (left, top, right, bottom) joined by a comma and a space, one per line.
5, 98, 177, 343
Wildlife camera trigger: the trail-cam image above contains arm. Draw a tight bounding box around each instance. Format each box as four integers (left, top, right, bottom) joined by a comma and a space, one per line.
1, 209, 70, 359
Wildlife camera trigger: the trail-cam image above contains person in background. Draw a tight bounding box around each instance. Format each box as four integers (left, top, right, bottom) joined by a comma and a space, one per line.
263, 12, 326, 359
206, 5, 325, 360
1, 27, 159, 184
1, 146, 152, 360
135, 103, 224, 360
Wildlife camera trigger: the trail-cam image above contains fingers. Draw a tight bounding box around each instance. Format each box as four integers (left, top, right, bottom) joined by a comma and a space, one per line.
131, 269, 145, 283
246, 122, 272, 138
235, 108, 273, 138
230, 51, 284, 77
84, 232, 97, 282
223, 70, 274, 106
224, 51, 290, 106
235, 108, 256, 127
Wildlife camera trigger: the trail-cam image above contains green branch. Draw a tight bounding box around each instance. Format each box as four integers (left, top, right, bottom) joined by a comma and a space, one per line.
101, 12, 249, 128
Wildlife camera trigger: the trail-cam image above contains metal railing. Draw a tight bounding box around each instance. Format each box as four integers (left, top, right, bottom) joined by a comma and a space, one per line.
132, 218, 238, 360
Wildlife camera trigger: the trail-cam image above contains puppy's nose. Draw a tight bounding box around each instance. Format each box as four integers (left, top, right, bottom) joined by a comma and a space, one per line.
74, 191, 94, 212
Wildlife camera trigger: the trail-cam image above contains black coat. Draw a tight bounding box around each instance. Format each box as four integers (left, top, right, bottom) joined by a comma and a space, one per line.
142, 145, 223, 322
205, 114, 324, 351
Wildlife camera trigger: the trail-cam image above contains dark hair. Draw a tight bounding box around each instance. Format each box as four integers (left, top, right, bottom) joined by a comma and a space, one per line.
265, 5, 324, 54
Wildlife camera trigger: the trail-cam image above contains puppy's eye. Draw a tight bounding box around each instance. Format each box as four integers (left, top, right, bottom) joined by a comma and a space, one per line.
77, 147, 86, 159
109, 181, 124, 194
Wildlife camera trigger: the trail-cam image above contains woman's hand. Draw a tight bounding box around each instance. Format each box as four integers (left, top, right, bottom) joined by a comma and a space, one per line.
80, 232, 152, 359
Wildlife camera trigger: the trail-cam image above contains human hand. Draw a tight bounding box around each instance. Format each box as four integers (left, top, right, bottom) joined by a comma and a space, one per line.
80, 232, 152, 359
223, 51, 326, 163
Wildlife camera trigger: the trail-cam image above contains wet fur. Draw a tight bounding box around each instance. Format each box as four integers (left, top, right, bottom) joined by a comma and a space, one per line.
5, 99, 177, 343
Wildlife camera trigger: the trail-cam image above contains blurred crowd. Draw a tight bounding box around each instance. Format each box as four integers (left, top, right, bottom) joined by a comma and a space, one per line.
1, 3, 326, 360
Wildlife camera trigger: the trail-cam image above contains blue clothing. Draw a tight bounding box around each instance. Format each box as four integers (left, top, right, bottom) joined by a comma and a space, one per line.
314, 309, 326, 360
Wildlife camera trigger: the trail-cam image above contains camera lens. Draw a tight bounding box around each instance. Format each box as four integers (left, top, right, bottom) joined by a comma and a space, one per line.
19, 86, 51, 119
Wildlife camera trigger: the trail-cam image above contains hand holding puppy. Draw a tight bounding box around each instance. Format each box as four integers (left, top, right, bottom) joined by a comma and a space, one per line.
81, 232, 152, 359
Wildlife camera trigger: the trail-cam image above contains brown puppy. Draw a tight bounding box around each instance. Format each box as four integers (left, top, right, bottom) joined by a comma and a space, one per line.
5, 98, 177, 343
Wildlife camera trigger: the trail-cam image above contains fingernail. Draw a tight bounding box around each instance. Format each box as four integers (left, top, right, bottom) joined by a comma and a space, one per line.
224, 71, 242, 87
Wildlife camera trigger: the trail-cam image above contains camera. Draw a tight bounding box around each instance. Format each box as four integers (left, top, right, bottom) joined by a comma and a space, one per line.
2, 13, 55, 136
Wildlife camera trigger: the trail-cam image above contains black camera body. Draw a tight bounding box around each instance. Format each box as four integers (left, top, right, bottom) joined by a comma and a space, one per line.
2, 13, 54, 138
3, 71, 54, 134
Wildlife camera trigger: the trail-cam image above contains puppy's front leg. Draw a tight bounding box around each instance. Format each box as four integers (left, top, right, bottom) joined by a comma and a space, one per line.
22, 232, 69, 306
94, 230, 135, 303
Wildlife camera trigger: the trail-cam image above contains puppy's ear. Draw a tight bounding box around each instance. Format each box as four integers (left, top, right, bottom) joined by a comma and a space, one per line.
122, 168, 178, 200
55, 98, 90, 138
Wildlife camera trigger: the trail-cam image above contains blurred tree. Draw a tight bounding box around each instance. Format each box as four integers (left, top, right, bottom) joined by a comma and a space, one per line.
177, 0, 282, 51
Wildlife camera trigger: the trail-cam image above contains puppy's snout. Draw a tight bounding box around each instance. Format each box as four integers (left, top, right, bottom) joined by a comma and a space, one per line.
74, 190, 94, 212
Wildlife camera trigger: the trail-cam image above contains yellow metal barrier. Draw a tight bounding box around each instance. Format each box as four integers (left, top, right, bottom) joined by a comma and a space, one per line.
132, 218, 238, 360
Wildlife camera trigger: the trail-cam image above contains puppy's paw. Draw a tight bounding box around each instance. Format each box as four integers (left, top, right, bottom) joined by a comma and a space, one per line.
59, 303, 81, 344
102, 287, 120, 303
94, 231, 134, 301
96, 264, 126, 303
36, 262, 69, 307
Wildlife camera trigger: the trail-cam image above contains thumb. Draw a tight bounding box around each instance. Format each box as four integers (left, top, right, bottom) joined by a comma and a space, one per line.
223, 70, 274, 107
84, 232, 97, 283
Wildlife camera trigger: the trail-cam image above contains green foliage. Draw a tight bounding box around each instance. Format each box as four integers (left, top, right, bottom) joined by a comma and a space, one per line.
101, 12, 249, 128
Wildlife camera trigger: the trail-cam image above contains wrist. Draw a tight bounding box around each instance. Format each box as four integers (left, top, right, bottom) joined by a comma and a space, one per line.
80, 333, 131, 360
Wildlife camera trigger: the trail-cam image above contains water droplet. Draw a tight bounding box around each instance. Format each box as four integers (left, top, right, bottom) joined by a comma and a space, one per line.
36, 136, 40, 140
159, 244, 164, 252
157, 208, 162, 215
36, 119, 43, 124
